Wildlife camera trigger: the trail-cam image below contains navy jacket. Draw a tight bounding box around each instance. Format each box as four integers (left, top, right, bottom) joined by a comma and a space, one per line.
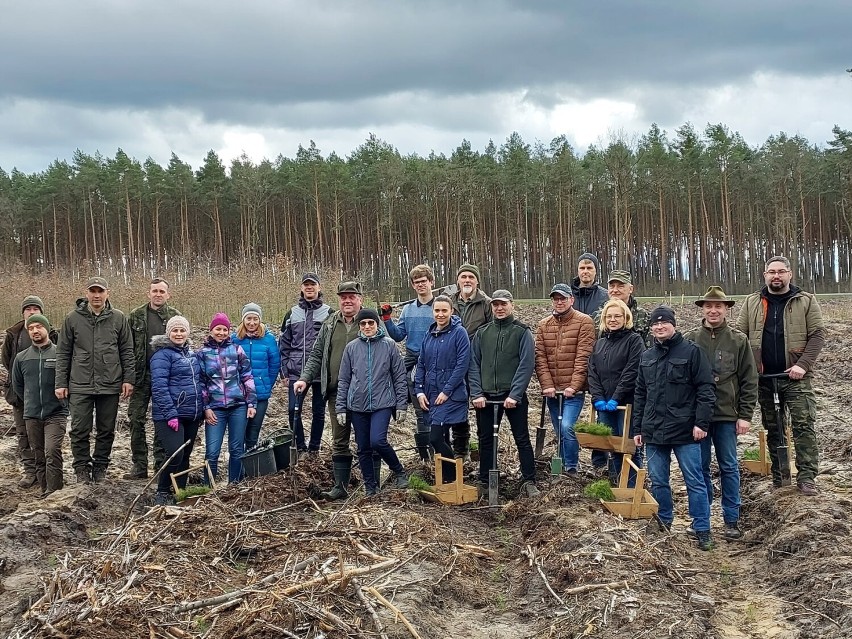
414, 315, 470, 425
149, 335, 204, 422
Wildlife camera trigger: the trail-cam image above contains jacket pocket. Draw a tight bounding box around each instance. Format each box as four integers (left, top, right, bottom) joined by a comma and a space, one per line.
666, 358, 690, 383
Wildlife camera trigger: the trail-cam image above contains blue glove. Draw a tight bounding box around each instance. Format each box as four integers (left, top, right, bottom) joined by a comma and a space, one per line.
593, 400, 607, 412
605, 399, 619, 412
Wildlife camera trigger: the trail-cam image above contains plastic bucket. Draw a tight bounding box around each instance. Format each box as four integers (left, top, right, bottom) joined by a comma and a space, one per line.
240, 444, 277, 478
267, 428, 294, 470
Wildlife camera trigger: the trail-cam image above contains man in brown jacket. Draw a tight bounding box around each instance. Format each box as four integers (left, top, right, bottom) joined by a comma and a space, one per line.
534, 283, 596, 476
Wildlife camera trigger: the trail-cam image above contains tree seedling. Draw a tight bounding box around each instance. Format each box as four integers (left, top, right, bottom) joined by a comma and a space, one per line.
743, 448, 760, 461
575, 421, 613, 436
175, 485, 211, 502
584, 479, 616, 501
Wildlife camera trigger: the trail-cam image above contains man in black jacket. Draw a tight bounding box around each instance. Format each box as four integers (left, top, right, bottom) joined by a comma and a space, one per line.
570, 253, 608, 315
632, 306, 716, 550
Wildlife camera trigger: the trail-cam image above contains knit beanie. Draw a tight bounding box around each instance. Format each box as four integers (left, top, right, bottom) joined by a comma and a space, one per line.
577, 252, 601, 273
166, 315, 191, 334
209, 312, 231, 331
22, 295, 45, 314
25, 314, 50, 330
241, 302, 262, 321
457, 263, 481, 281
649, 305, 676, 327
355, 308, 381, 325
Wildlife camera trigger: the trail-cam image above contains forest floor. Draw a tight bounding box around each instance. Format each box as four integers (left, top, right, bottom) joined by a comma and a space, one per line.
0, 300, 851, 639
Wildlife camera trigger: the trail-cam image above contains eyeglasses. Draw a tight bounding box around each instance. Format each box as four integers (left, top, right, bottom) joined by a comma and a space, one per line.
765, 270, 790, 276
412, 279, 430, 286
359, 320, 376, 327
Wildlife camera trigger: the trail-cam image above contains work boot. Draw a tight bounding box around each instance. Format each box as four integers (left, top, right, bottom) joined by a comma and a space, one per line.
414, 430, 433, 462
123, 465, 148, 480
18, 474, 38, 489
522, 481, 540, 498
392, 470, 409, 489
75, 467, 92, 484
723, 522, 743, 540
797, 480, 819, 496
695, 530, 714, 551
321, 455, 352, 501
153, 492, 176, 506
91, 467, 107, 483
372, 455, 383, 490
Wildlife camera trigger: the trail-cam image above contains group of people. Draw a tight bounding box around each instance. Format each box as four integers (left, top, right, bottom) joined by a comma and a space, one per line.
2, 255, 824, 549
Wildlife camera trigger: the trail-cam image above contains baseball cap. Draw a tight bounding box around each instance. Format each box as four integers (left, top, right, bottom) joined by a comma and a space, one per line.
337, 281, 363, 295
607, 270, 632, 285
86, 276, 109, 290
302, 272, 320, 284
549, 283, 573, 298
491, 289, 514, 302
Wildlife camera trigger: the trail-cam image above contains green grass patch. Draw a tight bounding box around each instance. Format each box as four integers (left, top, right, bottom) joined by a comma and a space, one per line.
743, 448, 760, 461
583, 479, 616, 501
175, 485, 212, 502
575, 421, 613, 436
407, 475, 433, 492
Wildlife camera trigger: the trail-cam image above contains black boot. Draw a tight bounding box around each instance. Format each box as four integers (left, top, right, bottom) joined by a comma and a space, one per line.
452, 422, 471, 460
321, 455, 352, 501
373, 455, 382, 490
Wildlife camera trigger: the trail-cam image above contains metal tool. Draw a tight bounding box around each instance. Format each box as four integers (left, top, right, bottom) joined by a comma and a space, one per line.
760, 373, 793, 486
551, 394, 564, 476
534, 397, 548, 458
485, 399, 504, 506
290, 390, 302, 471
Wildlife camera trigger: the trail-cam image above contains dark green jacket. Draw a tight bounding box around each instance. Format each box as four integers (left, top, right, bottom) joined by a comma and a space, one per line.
298, 309, 359, 398
469, 316, 535, 402
2, 320, 58, 406
11, 342, 68, 420
55, 299, 135, 395
451, 289, 493, 338
684, 320, 758, 423
128, 302, 181, 384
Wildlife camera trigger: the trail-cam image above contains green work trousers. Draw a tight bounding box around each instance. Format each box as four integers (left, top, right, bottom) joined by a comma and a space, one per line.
758, 377, 819, 483
69, 393, 120, 472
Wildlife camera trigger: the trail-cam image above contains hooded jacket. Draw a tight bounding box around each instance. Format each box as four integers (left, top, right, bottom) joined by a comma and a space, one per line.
534, 308, 596, 392
631, 332, 716, 445
55, 299, 135, 395
196, 335, 257, 411
335, 328, 408, 414
279, 295, 330, 381
11, 341, 68, 420
734, 285, 825, 375
414, 315, 470, 425
149, 335, 204, 422
233, 327, 281, 400
587, 327, 645, 406
2, 320, 58, 406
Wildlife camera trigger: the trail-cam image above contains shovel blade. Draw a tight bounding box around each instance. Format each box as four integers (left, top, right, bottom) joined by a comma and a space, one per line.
534, 427, 547, 458
777, 445, 792, 484
290, 446, 299, 469
550, 456, 563, 476
488, 469, 499, 506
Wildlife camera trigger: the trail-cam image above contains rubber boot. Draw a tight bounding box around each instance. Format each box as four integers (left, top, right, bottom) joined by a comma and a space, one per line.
321, 455, 352, 501
452, 422, 471, 461
373, 455, 383, 491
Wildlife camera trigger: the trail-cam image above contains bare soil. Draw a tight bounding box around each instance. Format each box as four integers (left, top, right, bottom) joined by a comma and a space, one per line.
1, 301, 850, 638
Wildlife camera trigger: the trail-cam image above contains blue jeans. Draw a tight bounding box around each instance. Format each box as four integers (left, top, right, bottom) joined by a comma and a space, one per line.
546, 393, 584, 471
289, 382, 325, 451
700, 421, 741, 524
245, 399, 269, 451
351, 408, 404, 492
204, 405, 248, 484
597, 409, 643, 487
645, 442, 710, 531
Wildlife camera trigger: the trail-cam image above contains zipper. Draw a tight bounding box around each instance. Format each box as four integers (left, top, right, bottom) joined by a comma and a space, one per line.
38, 348, 44, 420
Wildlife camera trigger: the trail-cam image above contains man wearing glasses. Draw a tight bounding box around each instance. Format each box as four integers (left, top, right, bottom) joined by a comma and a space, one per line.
736, 256, 825, 496
125, 278, 182, 479
380, 264, 437, 462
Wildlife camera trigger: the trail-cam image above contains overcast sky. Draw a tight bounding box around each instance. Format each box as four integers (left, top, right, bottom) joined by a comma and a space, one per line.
1, 1, 850, 173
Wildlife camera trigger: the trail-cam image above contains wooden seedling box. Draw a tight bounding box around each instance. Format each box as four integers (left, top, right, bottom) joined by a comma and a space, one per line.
742, 429, 797, 476
170, 461, 217, 497
576, 404, 636, 454
419, 455, 478, 505
600, 457, 658, 520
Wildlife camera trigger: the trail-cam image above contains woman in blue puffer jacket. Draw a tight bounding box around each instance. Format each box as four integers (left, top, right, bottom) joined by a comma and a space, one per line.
233, 303, 281, 450
149, 316, 204, 505
414, 296, 470, 483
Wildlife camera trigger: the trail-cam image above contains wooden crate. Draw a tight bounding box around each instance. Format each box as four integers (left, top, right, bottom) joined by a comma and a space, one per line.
742, 429, 797, 476
600, 457, 658, 520
577, 404, 636, 454
419, 455, 478, 505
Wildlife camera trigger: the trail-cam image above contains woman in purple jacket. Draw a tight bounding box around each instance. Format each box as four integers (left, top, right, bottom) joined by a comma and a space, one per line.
414, 296, 470, 483
197, 312, 257, 484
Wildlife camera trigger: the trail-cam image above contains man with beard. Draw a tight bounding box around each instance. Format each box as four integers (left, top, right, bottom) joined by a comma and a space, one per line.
11, 314, 68, 497
280, 273, 330, 454
736, 256, 825, 496
592, 270, 650, 347
294, 281, 363, 500
2, 295, 57, 488
570, 253, 608, 315
55, 277, 135, 484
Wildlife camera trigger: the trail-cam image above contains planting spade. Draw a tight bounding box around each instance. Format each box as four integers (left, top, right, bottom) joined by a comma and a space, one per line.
550, 394, 564, 476
534, 397, 547, 458
290, 391, 302, 472
761, 373, 792, 486
486, 400, 503, 506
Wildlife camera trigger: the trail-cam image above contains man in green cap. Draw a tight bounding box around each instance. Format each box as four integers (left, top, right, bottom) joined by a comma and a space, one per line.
684, 286, 757, 539
2, 295, 57, 488
11, 314, 68, 497
125, 277, 181, 479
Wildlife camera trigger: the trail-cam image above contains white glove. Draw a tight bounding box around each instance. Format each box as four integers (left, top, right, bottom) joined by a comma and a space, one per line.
336, 412, 347, 425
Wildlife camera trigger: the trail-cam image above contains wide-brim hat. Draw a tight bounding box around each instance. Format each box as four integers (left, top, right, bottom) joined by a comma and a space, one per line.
694, 285, 735, 307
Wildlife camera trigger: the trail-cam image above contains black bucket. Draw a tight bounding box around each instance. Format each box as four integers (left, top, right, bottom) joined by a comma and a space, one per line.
240, 444, 276, 478
267, 428, 294, 470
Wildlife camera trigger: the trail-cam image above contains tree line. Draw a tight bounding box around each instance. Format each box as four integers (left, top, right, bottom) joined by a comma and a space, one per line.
1, 122, 851, 297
